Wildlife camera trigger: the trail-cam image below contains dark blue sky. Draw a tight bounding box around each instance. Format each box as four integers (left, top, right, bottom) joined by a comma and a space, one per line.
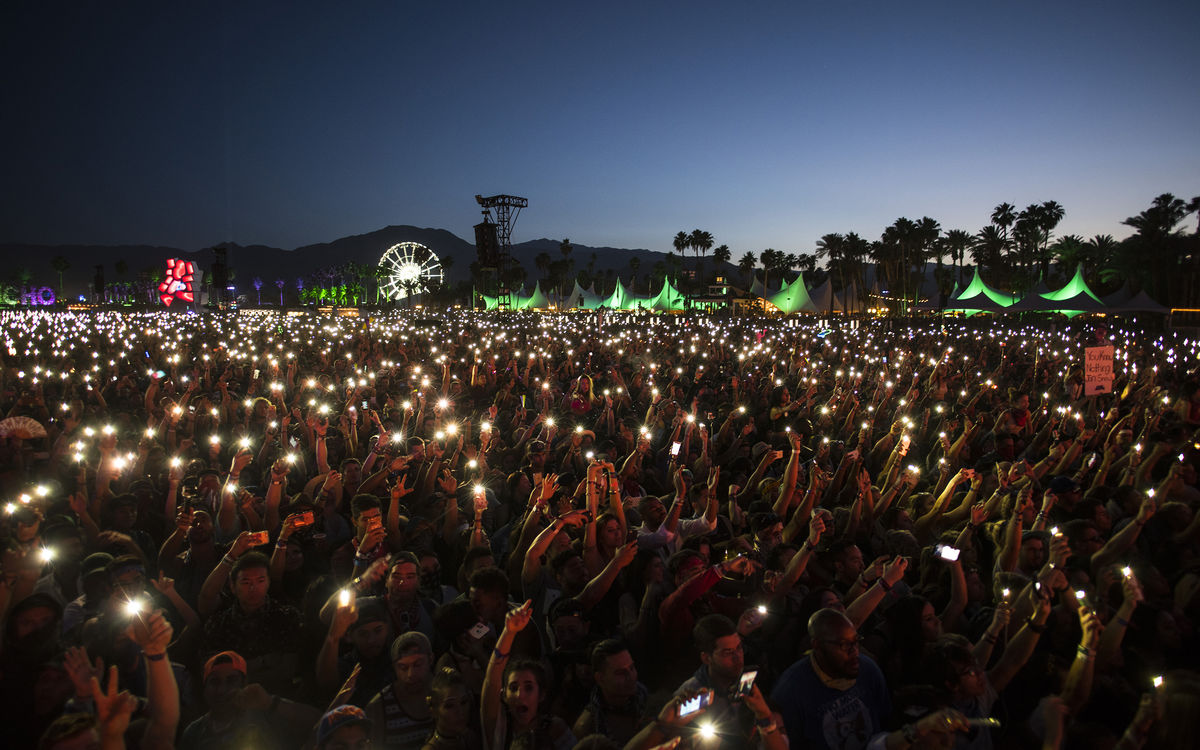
3, 1, 1198, 256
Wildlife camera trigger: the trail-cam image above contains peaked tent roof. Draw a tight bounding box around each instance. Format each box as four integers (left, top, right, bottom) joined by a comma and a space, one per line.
518, 281, 551, 310
768, 275, 817, 314
565, 280, 604, 310
601, 279, 633, 309
564, 280, 587, 309
949, 267, 1017, 307
1102, 281, 1135, 306
645, 278, 687, 311
1042, 264, 1102, 304
809, 279, 834, 313
1109, 289, 1168, 314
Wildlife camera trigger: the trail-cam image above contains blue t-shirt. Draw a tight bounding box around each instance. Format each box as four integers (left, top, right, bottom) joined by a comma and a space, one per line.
770, 655, 891, 750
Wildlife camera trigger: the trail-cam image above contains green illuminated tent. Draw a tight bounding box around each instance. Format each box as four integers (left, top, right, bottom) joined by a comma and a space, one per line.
645, 278, 686, 311
1041, 264, 1102, 303
946, 267, 1016, 313
600, 279, 633, 309
768, 275, 817, 314
516, 281, 551, 309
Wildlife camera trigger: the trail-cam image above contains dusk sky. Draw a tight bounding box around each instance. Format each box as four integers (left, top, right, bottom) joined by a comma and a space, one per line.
3, 1, 1198, 257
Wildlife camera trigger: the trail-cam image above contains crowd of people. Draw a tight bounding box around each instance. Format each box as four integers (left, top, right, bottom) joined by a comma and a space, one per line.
0, 308, 1197, 750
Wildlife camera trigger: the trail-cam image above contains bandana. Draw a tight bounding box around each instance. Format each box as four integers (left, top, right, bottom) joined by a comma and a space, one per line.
810, 652, 857, 692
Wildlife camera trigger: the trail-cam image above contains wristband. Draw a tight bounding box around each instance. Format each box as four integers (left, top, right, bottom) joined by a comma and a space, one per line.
984, 634, 998, 645
220, 555, 236, 567
144, 652, 166, 662
1026, 618, 1047, 633
1115, 616, 1130, 628
877, 578, 892, 592
492, 648, 509, 660
1076, 645, 1094, 659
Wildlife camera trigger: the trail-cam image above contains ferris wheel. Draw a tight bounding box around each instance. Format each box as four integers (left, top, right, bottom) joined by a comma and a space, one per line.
378, 242, 444, 300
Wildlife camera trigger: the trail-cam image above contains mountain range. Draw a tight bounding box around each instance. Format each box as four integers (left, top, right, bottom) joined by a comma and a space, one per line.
0, 226, 691, 298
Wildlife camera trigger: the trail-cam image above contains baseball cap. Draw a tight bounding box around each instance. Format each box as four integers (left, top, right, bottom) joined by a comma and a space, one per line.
317, 705, 372, 747
203, 651, 247, 682
751, 442, 771, 462
81, 552, 114, 580
351, 598, 389, 631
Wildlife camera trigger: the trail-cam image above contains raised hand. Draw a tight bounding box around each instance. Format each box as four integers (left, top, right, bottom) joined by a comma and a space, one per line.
91, 665, 138, 739
64, 646, 103, 699
127, 609, 174, 656
503, 599, 534, 634
390, 475, 413, 501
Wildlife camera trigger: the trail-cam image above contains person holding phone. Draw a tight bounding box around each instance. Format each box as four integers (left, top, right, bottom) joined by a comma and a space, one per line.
198, 545, 304, 696
673, 615, 787, 750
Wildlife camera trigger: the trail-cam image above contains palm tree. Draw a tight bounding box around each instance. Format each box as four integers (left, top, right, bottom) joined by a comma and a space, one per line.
1121, 194, 1193, 304
253, 277, 263, 305
879, 218, 921, 312
373, 265, 389, 304
148, 265, 164, 304
276, 278, 285, 305
535, 252, 552, 284
673, 231, 689, 261
629, 256, 641, 294
759, 248, 783, 294
689, 229, 713, 259
972, 226, 1007, 272
712, 244, 731, 266
738, 251, 756, 289
815, 233, 847, 306
1123, 193, 1189, 239
51, 256, 69, 296
991, 203, 1016, 254
941, 230, 973, 284
559, 239, 574, 303
915, 216, 942, 266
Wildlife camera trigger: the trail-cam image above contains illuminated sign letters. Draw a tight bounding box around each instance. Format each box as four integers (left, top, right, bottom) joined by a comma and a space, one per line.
159, 259, 196, 307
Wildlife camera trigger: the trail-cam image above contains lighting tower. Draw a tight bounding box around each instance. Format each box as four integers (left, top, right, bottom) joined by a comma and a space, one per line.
474, 194, 527, 309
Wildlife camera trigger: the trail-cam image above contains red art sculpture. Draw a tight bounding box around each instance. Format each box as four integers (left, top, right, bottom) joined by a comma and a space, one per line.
158, 258, 196, 307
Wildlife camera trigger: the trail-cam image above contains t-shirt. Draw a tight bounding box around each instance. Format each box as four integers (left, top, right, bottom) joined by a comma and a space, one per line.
951, 677, 998, 750
771, 655, 891, 750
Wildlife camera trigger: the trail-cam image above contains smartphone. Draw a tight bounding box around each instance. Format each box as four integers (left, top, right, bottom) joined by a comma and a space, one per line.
247, 531, 270, 546
935, 544, 960, 562
735, 670, 758, 698
294, 511, 315, 527
678, 692, 712, 717
473, 493, 488, 512
670, 441, 681, 457
253, 369, 260, 380
361, 400, 368, 410
469, 622, 491, 640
